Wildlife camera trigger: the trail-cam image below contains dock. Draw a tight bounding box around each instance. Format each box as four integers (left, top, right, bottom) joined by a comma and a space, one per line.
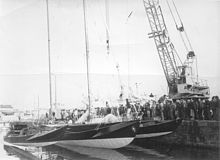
135, 120, 220, 149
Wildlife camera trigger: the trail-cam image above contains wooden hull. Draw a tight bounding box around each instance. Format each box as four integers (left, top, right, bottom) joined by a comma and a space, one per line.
64, 119, 182, 140
57, 120, 139, 149
57, 137, 134, 149
4, 121, 139, 149
136, 118, 182, 139
4, 140, 57, 147
4, 125, 67, 147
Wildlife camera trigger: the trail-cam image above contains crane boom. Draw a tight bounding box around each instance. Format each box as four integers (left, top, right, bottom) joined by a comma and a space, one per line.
143, 0, 210, 99
143, 0, 179, 96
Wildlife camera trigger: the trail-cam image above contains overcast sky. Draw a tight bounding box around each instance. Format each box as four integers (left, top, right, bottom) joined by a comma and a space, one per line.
0, 0, 219, 76
0, 0, 219, 108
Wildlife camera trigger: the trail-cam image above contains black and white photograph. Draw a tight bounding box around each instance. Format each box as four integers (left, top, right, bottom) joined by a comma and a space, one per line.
0, 0, 219, 159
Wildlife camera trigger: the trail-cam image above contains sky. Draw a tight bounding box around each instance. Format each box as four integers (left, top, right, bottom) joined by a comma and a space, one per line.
0, 0, 219, 109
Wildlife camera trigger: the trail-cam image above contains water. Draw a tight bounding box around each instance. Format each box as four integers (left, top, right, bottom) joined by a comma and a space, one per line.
1, 127, 219, 160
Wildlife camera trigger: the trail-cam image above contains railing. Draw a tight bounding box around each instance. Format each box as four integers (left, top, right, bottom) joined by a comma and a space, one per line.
189, 76, 208, 87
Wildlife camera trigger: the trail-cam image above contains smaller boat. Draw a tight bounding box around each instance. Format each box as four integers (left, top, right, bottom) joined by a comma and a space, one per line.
3, 121, 66, 147
64, 118, 182, 141
135, 118, 182, 139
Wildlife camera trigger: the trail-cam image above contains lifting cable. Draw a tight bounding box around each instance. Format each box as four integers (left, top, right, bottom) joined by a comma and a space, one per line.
166, 0, 189, 52
172, 44, 183, 66
166, 0, 194, 53
166, 0, 185, 66
166, 0, 178, 29
171, 0, 194, 51
168, 0, 199, 81
179, 31, 190, 52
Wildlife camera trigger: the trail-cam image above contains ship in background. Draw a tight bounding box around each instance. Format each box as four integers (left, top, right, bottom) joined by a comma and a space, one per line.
0, 105, 14, 116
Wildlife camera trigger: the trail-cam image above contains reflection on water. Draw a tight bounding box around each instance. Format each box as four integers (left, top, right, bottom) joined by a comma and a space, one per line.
3, 144, 174, 160
1, 127, 219, 160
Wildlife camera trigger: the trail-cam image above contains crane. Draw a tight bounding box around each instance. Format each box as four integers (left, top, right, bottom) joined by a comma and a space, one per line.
142, 0, 210, 99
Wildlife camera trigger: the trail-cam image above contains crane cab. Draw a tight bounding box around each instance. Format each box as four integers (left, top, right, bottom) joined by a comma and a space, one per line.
175, 65, 210, 98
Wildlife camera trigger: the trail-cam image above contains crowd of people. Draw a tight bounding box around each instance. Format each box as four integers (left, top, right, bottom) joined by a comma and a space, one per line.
45, 95, 220, 124
94, 96, 220, 121
45, 108, 86, 124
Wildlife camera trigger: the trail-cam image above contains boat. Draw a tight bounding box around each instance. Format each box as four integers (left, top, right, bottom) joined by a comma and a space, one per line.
65, 118, 182, 140
136, 118, 182, 139
4, 0, 140, 150
3, 121, 67, 147
56, 120, 139, 149
4, 119, 139, 149
47, 0, 139, 149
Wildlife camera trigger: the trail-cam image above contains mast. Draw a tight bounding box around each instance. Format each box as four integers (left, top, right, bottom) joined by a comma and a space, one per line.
37, 95, 39, 120
54, 74, 57, 109
46, 0, 53, 115
83, 0, 91, 121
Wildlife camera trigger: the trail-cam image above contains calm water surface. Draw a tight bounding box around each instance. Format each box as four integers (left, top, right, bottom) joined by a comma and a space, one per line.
1, 127, 219, 160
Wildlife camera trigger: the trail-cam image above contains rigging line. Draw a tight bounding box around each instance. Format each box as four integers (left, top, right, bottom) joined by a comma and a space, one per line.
126, 0, 131, 98
171, 0, 183, 24
179, 31, 189, 52
88, 1, 103, 43
97, 1, 118, 72
97, 0, 110, 36
172, 45, 183, 66
105, 0, 110, 54
166, 0, 178, 27
166, 0, 189, 59
116, 63, 123, 93
167, 0, 191, 57
195, 55, 199, 83
171, 0, 194, 51
184, 30, 194, 51
97, 0, 111, 54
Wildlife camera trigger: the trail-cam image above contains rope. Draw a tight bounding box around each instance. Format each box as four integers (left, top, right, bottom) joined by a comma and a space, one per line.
166, 0, 178, 27
171, 0, 198, 79
184, 30, 194, 51
195, 55, 199, 83
172, 44, 183, 66
97, 0, 110, 55
179, 31, 189, 52
171, 0, 194, 51
105, 0, 110, 54
172, 0, 183, 24
166, 0, 185, 66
